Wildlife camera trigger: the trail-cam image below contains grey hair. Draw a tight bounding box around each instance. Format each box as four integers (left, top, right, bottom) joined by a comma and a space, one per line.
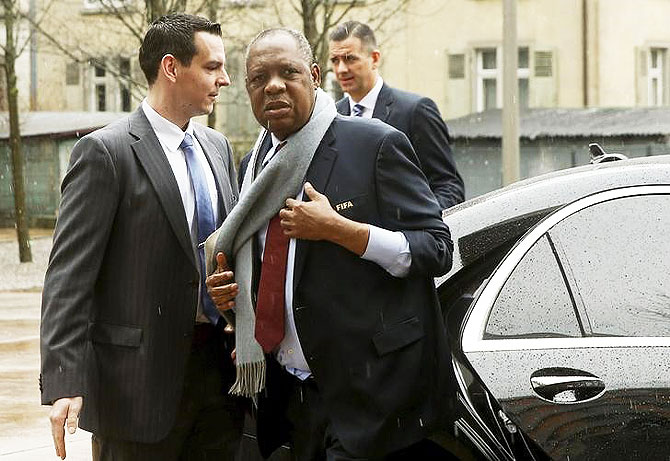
245, 27, 314, 69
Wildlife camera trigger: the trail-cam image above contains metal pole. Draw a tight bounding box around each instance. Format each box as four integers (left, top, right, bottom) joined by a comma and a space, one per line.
502, 0, 520, 185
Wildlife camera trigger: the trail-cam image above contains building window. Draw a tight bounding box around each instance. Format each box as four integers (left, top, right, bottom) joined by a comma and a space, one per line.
94, 61, 105, 78
448, 54, 465, 79
518, 47, 530, 109
65, 62, 80, 86
96, 84, 106, 111
648, 48, 666, 106
475, 47, 530, 112
90, 56, 134, 112
91, 59, 107, 111
119, 57, 131, 112
476, 48, 498, 111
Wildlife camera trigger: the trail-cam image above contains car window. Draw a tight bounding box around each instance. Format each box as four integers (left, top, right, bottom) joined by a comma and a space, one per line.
484, 235, 582, 339
548, 194, 670, 337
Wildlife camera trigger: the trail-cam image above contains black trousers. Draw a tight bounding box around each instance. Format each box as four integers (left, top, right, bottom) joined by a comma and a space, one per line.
92, 323, 246, 461
282, 369, 457, 461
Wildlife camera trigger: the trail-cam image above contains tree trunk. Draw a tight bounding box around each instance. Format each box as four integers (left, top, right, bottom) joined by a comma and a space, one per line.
301, 0, 319, 62
2, 0, 32, 262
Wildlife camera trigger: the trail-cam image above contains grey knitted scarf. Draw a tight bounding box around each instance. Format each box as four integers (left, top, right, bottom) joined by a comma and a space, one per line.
204, 88, 337, 397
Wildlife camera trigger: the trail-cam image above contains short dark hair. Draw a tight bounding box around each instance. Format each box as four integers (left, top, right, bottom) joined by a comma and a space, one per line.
139, 13, 221, 86
329, 20, 377, 51
245, 28, 314, 69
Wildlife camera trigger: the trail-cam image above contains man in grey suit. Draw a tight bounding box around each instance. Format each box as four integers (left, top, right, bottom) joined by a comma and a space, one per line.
40, 13, 244, 460
329, 21, 465, 210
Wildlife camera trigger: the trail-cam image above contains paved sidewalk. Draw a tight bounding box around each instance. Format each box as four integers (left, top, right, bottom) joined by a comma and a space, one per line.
0, 232, 93, 459
0, 230, 52, 292
0, 290, 92, 460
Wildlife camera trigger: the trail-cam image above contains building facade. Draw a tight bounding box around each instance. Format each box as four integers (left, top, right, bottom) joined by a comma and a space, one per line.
5, 0, 670, 203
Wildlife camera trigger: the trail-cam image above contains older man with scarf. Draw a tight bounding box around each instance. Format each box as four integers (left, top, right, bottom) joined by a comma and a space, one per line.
205, 28, 453, 461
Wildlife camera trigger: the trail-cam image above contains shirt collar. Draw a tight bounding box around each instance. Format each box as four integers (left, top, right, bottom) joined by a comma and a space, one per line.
348, 76, 384, 113
141, 99, 194, 151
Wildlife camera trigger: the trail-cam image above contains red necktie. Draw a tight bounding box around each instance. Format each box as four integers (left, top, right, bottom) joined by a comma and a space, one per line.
255, 142, 289, 353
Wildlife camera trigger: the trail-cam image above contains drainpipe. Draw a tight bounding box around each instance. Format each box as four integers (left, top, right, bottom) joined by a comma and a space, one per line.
582, 0, 588, 107
29, 0, 37, 110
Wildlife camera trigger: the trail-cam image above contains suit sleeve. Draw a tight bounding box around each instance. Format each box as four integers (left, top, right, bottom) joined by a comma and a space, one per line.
40, 135, 119, 405
223, 137, 239, 197
410, 97, 465, 209
375, 129, 453, 277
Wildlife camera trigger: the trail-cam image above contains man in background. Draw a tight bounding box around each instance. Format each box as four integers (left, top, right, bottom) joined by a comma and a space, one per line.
40, 13, 244, 460
329, 20, 464, 210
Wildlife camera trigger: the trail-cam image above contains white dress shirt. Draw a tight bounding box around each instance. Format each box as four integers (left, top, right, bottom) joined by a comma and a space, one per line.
347, 76, 384, 119
257, 133, 411, 379
142, 99, 219, 323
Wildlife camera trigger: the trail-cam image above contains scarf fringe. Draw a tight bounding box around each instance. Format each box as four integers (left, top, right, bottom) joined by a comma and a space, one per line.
228, 360, 266, 398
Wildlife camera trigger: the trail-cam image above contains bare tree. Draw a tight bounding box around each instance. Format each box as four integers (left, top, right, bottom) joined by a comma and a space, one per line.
241, 0, 410, 77
1, 0, 31, 262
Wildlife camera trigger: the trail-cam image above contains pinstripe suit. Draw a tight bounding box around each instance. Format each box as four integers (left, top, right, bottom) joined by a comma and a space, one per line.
40, 107, 240, 445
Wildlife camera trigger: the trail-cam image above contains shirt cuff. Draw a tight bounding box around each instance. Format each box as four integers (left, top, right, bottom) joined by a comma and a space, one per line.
361, 225, 412, 278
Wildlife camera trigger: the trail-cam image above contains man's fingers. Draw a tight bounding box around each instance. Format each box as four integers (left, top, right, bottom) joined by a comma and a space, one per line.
66, 397, 82, 435
50, 410, 65, 459
278, 207, 292, 220
215, 252, 230, 273
216, 300, 236, 311
303, 182, 322, 200
206, 270, 234, 288
49, 397, 82, 460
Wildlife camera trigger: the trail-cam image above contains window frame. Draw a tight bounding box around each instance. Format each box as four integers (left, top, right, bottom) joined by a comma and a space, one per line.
648, 47, 667, 106
474, 46, 531, 112
91, 59, 107, 112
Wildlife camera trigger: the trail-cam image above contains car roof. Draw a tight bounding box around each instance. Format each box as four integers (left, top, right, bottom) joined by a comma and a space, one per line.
438, 154, 670, 284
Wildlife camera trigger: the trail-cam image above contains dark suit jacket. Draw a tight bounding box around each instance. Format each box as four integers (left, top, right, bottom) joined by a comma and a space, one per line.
336, 83, 464, 209
40, 107, 238, 443
244, 116, 453, 458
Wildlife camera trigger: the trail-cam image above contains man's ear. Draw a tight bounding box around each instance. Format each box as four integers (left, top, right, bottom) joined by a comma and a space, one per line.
311, 63, 321, 88
160, 54, 178, 83
370, 49, 381, 70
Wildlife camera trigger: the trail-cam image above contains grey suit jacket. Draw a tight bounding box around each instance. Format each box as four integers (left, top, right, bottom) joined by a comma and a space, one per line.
40, 107, 238, 443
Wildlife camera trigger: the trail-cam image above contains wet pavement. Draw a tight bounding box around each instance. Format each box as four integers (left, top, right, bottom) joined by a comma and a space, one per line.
0, 231, 92, 460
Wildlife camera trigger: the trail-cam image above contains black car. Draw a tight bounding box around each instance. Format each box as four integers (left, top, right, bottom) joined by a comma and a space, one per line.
437, 153, 670, 460
240, 154, 670, 461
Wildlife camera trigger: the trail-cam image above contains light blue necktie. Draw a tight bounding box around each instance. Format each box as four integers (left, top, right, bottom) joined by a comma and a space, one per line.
180, 132, 220, 325
352, 103, 365, 117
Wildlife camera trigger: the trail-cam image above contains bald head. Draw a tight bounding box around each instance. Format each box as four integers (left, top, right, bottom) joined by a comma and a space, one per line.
245, 28, 314, 72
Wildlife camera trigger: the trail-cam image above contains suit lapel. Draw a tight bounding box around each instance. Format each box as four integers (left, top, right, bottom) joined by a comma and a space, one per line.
336, 97, 351, 116
193, 127, 232, 222
293, 127, 338, 291
128, 109, 198, 270
372, 83, 394, 122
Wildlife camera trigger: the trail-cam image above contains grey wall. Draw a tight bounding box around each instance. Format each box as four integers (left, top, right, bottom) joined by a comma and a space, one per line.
452, 136, 670, 199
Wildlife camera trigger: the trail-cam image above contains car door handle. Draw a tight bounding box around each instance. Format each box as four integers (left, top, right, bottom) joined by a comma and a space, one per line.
530, 367, 606, 403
